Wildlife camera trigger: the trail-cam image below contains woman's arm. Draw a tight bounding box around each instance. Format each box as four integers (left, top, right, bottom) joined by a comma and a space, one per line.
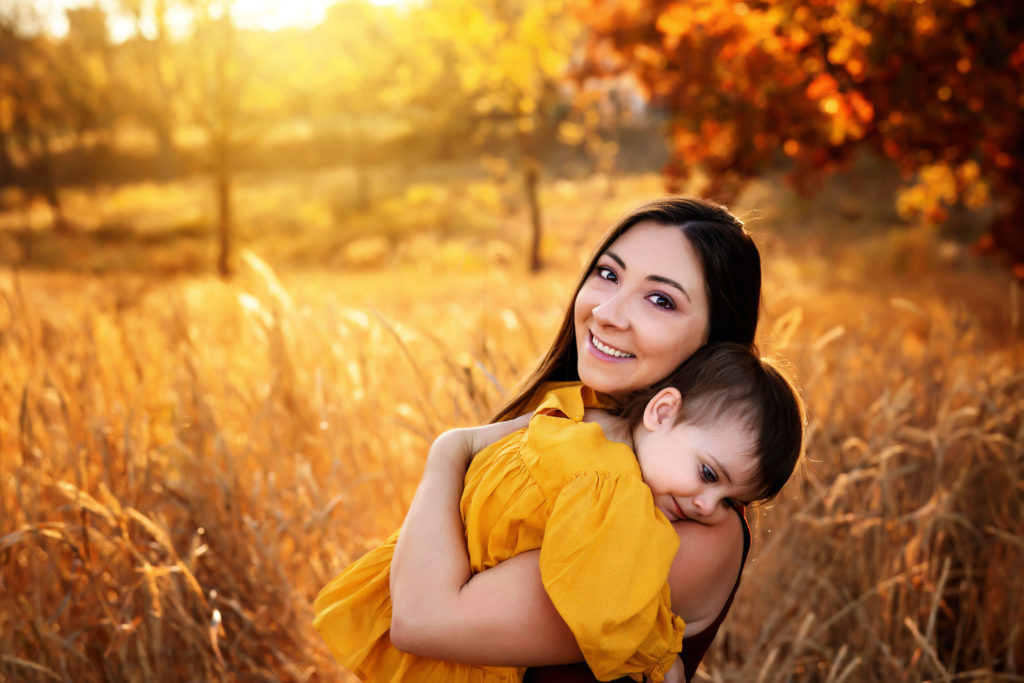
388, 417, 567, 664
390, 419, 528, 604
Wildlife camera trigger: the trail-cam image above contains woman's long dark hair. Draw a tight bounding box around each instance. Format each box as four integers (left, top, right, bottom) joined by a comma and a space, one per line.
491, 197, 762, 422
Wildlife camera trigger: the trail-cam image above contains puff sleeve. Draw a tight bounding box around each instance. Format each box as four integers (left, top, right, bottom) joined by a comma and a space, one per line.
538, 472, 686, 682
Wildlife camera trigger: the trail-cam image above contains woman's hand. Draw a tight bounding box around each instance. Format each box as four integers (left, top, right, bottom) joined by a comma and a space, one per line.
393, 549, 583, 665
455, 413, 532, 464
425, 413, 532, 470
389, 413, 540, 660
649, 656, 684, 683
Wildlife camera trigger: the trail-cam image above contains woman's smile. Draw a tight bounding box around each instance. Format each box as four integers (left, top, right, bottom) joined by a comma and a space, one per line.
588, 333, 636, 359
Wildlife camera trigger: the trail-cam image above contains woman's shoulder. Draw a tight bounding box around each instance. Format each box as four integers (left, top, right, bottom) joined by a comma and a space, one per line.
526, 415, 638, 482
667, 511, 747, 635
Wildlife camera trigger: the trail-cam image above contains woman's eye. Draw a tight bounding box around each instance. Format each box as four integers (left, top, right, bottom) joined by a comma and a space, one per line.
646, 293, 675, 310
700, 464, 717, 484
595, 265, 618, 283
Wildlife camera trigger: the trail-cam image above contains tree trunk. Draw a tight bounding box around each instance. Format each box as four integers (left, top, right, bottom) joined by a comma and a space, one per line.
154, 122, 178, 181
523, 160, 543, 273
0, 129, 14, 188
216, 164, 231, 277
37, 133, 69, 233
518, 128, 543, 273
349, 117, 370, 211
212, 8, 234, 278
354, 144, 370, 212
990, 192, 1024, 271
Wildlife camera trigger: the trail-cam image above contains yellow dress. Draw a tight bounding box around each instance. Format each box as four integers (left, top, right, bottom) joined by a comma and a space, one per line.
313, 382, 685, 682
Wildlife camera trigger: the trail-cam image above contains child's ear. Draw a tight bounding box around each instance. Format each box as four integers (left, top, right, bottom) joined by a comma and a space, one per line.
642, 387, 682, 431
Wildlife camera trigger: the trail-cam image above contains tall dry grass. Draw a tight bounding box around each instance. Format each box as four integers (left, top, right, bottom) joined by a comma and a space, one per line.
711, 277, 1024, 682
1, 233, 1021, 681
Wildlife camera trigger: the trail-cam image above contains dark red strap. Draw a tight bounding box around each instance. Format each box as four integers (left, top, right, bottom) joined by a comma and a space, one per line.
524, 506, 752, 683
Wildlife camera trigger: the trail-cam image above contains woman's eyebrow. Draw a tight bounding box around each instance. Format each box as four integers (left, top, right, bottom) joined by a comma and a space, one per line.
649, 275, 692, 304
605, 251, 626, 269
604, 251, 693, 304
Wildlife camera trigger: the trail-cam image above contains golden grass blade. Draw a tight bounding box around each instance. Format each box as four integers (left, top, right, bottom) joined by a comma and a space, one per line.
54, 481, 117, 526
1, 655, 63, 681
124, 507, 209, 608
904, 616, 952, 681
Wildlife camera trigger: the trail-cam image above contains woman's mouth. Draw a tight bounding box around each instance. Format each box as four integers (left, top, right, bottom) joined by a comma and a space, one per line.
590, 333, 636, 359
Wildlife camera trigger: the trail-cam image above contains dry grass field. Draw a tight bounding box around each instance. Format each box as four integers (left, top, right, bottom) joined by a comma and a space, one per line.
1, 174, 1022, 682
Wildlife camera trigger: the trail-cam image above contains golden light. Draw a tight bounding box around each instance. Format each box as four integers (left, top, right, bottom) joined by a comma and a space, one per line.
228, 0, 338, 32
41, 0, 406, 39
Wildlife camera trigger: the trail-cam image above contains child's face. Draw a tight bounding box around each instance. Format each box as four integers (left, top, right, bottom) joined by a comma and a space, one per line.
635, 406, 760, 527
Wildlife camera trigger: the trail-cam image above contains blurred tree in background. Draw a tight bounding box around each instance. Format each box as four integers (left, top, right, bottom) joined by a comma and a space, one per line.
113, 0, 185, 180
306, 1, 413, 212
184, 0, 261, 276
0, 4, 112, 232
414, 0, 583, 271
579, 0, 1024, 267
0, 0, 1021, 273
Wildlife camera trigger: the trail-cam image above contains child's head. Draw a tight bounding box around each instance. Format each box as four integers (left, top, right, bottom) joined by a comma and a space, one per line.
612, 343, 804, 525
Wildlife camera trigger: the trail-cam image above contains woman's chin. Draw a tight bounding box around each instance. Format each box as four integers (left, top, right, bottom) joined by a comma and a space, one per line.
578, 367, 637, 396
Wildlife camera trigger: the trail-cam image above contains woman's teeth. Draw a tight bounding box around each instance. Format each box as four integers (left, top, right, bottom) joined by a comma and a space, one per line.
592, 336, 635, 358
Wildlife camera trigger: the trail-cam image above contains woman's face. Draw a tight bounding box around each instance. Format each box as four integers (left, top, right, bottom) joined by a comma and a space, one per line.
574, 221, 710, 396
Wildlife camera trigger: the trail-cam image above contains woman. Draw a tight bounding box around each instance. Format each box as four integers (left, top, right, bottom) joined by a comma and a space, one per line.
389, 197, 763, 681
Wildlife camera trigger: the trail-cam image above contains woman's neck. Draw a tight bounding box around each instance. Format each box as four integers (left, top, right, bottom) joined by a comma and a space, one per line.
582, 408, 635, 449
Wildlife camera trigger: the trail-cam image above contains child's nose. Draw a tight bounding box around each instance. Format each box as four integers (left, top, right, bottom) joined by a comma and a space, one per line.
693, 495, 711, 516
694, 494, 724, 517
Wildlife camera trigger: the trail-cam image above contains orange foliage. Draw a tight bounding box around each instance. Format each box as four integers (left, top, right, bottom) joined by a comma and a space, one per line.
577, 0, 1024, 262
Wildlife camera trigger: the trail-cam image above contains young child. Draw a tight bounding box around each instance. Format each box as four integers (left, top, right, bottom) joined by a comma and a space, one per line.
313, 342, 804, 683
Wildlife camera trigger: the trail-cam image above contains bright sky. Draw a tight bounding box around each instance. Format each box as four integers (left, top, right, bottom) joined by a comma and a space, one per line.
22, 0, 388, 41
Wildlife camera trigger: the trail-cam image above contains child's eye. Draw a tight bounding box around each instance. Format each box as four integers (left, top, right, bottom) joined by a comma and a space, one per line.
646, 293, 676, 310
595, 265, 618, 283
700, 464, 717, 484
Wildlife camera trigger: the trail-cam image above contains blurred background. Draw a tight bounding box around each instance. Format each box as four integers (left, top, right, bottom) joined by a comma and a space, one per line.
0, 0, 1021, 681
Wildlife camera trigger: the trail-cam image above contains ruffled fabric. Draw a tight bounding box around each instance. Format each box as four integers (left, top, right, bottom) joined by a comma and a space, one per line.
312, 532, 397, 680
539, 472, 684, 683
462, 429, 548, 571
312, 531, 522, 682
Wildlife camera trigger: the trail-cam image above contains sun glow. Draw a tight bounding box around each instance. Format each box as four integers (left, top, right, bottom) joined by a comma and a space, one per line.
37, 0, 405, 41
227, 0, 338, 32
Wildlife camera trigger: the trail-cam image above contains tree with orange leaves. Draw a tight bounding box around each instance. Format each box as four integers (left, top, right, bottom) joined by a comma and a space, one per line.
578, 0, 1024, 268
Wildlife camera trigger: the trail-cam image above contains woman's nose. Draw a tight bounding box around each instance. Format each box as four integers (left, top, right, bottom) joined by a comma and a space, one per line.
592, 291, 629, 329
